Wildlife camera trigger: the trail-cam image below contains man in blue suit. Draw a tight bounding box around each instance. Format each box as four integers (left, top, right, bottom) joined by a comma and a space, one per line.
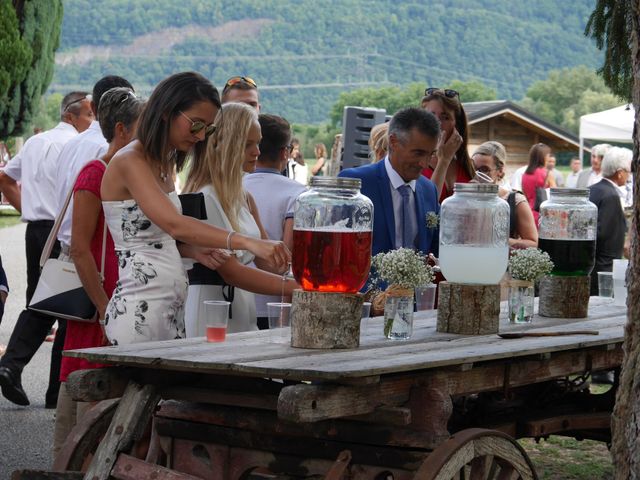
339, 107, 440, 257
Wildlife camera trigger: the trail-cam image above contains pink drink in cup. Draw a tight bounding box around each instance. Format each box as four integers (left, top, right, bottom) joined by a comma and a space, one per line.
203, 300, 230, 343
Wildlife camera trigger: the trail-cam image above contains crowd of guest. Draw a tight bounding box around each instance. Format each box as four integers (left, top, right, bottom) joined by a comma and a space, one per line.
0, 72, 633, 464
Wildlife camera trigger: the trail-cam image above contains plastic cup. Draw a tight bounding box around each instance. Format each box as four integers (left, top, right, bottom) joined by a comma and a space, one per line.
613, 259, 628, 306
597, 272, 614, 298
203, 300, 229, 342
415, 284, 437, 311
361, 302, 372, 319
267, 302, 291, 341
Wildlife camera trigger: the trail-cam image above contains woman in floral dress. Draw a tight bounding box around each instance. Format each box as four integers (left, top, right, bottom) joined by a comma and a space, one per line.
100, 72, 290, 345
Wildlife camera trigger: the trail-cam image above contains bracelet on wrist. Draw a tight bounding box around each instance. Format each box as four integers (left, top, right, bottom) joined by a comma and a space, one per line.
226, 230, 236, 251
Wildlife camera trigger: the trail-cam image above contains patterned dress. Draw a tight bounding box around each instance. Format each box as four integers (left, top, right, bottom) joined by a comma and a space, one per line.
102, 192, 187, 345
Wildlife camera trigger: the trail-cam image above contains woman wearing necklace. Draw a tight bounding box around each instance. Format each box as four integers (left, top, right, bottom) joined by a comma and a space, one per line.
421, 88, 475, 201
183, 102, 299, 335
100, 72, 289, 345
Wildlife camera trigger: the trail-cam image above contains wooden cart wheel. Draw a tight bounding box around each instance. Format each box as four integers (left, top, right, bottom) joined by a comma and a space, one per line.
53, 398, 158, 472
414, 428, 538, 480
53, 398, 120, 471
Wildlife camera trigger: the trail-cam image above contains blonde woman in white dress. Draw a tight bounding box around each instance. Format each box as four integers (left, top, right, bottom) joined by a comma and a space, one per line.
183, 102, 299, 336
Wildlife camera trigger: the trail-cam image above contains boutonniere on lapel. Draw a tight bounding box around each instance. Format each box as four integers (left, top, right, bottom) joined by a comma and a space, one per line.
425, 211, 439, 229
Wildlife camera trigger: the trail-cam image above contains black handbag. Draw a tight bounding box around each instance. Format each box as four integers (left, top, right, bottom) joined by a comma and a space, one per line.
533, 187, 547, 212
179, 192, 207, 220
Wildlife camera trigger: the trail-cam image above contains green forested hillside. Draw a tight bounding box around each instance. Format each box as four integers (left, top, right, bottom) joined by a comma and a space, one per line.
52, 0, 602, 123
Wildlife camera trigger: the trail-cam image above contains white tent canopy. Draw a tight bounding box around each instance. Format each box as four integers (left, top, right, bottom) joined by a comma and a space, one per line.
579, 104, 635, 162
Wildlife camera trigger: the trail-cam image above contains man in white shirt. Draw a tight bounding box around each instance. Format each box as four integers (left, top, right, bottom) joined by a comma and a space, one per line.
576, 144, 611, 188
565, 157, 582, 188
509, 165, 527, 192
243, 114, 306, 329
0, 91, 92, 407
55, 75, 134, 252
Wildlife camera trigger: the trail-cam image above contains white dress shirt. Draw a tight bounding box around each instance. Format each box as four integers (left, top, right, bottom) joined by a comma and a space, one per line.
384, 156, 417, 249
587, 171, 602, 187
509, 165, 527, 192
565, 170, 581, 188
54, 120, 108, 247
1, 122, 78, 222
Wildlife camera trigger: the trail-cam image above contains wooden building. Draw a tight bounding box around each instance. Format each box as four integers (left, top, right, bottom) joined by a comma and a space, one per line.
464, 101, 582, 175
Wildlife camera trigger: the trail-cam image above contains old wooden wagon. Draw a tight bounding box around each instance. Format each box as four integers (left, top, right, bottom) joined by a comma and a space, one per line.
16, 297, 625, 479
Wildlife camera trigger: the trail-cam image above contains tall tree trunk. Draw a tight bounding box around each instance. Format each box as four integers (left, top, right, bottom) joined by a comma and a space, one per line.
612, 1, 640, 477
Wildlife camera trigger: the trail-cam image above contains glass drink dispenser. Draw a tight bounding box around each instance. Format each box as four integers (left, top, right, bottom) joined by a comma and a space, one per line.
292, 177, 373, 293
538, 188, 597, 276
439, 183, 510, 284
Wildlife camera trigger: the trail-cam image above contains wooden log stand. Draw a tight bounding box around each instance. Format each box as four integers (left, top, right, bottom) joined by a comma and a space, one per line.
290, 289, 363, 349
437, 281, 500, 335
538, 275, 590, 318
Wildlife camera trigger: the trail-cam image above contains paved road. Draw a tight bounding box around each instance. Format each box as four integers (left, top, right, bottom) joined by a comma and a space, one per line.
0, 222, 55, 477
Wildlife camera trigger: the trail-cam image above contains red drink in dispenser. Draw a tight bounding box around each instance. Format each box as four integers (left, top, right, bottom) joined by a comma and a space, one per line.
292, 177, 373, 294
292, 229, 372, 293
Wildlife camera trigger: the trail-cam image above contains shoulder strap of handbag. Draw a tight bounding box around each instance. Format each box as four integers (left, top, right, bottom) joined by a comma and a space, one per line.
39, 159, 109, 281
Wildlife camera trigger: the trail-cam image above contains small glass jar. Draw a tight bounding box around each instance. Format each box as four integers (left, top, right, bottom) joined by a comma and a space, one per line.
439, 183, 510, 284
538, 188, 597, 276
292, 177, 373, 293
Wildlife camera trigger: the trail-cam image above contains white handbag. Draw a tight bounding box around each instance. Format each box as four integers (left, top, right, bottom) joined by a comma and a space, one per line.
29, 161, 108, 322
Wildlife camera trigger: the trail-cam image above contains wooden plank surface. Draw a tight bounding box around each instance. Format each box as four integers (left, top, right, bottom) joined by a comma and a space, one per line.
65, 298, 626, 382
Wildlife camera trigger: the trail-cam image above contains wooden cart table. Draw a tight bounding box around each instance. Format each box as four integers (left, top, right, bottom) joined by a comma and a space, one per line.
43, 297, 626, 480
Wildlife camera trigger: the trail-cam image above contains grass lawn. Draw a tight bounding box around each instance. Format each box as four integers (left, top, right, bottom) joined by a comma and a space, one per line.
521, 436, 613, 479
0, 208, 20, 229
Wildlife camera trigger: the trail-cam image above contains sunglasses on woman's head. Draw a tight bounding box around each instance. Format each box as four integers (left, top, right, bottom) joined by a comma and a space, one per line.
424, 88, 459, 99
179, 111, 216, 137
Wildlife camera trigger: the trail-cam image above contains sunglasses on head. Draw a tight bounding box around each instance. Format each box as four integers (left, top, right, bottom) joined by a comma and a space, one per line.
424, 88, 459, 99
63, 94, 92, 112
224, 76, 258, 91
179, 111, 216, 137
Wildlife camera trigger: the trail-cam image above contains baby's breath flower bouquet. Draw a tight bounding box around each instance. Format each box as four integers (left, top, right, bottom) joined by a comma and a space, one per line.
370, 248, 434, 291
369, 248, 434, 339
508, 248, 554, 323
508, 248, 554, 282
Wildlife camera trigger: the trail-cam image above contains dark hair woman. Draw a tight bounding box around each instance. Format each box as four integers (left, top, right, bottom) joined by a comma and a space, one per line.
99, 72, 289, 346
521, 142, 556, 225
421, 88, 475, 201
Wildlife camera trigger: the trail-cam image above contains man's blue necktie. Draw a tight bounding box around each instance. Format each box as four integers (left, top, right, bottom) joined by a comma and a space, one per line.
398, 184, 416, 248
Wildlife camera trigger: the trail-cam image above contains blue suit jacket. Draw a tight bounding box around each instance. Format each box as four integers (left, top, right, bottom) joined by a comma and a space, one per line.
339, 160, 440, 257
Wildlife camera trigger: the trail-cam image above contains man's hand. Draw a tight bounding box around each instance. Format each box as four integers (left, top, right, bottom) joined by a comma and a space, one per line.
0, 291, 7, 304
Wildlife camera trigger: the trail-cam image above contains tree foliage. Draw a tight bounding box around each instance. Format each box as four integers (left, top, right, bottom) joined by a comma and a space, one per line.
585, 0, 633, 100
53, 0, 602, 124
519, 65, 621, 133
0, 0, 63, 139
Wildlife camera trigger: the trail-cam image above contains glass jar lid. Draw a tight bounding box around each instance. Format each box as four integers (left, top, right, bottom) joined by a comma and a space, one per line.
310, 176, 361, 189
453, 183, 498, 194
549, 187, 589, 197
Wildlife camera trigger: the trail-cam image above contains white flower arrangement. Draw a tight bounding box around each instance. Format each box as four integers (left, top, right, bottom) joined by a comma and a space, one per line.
370, 248, 434, 290
425, 211, 439, 229
508, 248, 554, 283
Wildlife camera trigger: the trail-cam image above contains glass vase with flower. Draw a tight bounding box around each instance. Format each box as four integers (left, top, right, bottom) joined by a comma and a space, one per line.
507, 248, 554, 323
370, 248, 434, 339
